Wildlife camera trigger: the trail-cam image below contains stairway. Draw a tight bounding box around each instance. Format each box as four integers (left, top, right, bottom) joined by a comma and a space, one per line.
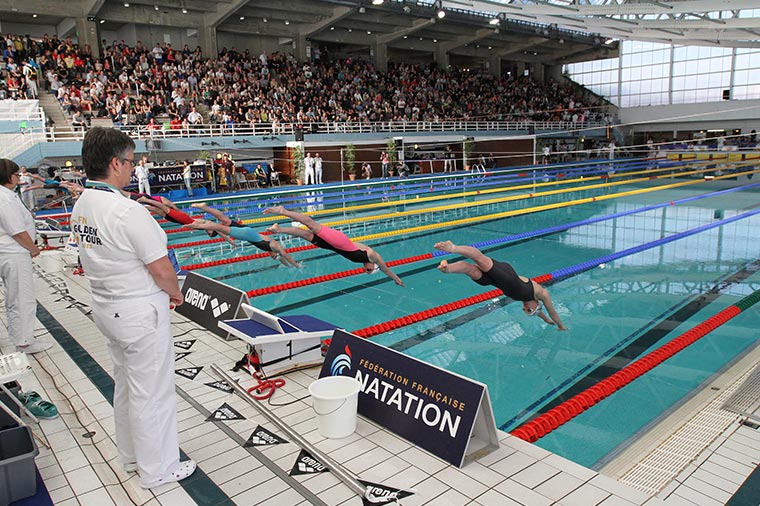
38, 91, 69, 129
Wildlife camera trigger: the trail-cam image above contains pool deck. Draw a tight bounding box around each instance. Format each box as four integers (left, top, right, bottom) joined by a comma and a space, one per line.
1, 255, 758, 506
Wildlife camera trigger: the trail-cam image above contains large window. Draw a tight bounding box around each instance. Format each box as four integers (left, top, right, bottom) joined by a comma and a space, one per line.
564, 42, 760, 107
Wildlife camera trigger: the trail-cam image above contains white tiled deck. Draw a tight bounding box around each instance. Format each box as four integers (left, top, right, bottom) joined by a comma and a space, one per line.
1, 257, 758, 506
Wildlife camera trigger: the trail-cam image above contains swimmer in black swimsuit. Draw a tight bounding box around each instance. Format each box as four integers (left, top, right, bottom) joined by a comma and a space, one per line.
189, 203, 301, 268
262, 205, 404, 286
434, 240, 567, 330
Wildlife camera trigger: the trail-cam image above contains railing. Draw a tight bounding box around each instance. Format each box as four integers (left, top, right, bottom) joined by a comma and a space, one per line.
41, 119, 611, 142
0, 99, 46, 123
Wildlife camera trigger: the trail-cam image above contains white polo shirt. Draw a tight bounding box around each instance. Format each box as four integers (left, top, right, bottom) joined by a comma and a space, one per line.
0, 185, 35, 254
71, 186, 167, 303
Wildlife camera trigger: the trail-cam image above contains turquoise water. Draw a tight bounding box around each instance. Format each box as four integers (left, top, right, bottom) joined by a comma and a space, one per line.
169, 168, 760, 468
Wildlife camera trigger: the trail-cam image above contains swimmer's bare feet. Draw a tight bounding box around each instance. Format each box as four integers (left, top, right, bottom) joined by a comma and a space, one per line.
437, 260, 449, 273
187, 219, 207, 229
263, 205, 285, 215
191, 203, 209, 210
266, 223, 280, 233
434, 241, 456, 253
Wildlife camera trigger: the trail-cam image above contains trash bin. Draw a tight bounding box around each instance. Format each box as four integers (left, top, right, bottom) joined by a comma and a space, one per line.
0, 426, 39, 506
0, 383, 20, 431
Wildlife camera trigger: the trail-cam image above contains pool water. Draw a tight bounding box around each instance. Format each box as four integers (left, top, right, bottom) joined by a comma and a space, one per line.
169, 167, 760, 468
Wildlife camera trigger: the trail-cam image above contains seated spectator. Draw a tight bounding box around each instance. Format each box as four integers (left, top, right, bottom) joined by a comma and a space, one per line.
254, 164, 268, 186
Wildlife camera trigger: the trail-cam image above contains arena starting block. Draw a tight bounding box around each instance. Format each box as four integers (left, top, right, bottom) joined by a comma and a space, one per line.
218, 304, 340, 376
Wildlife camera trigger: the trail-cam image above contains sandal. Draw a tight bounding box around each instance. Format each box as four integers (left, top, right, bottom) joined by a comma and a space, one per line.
17, 391, 59, 420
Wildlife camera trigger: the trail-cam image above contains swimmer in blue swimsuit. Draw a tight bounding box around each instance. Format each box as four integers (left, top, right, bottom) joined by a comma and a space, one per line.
189, 203, 301, 268
434, 240, 567, 330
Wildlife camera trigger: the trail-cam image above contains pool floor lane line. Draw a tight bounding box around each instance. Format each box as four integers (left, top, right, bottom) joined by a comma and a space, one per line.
501, 259, 760, 431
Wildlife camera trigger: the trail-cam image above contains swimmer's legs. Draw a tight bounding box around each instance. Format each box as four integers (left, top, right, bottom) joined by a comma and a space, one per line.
434, 241, 493, 272
264, 206, 322, 235
191, 203, 233, 226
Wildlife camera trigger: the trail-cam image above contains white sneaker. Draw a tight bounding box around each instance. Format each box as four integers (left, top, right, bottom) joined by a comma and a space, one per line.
16, 340, 53, 354
140, 460, 196, 489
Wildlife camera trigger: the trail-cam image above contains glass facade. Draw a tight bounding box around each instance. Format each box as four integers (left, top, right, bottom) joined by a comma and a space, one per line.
564, 41, 760, 107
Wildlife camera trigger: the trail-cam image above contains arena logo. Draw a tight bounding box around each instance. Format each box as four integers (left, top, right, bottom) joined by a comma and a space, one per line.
184, 289, 230, 317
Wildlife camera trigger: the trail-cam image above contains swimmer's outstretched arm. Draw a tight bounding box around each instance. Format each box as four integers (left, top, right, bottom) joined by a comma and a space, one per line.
366, 248, 404, 286
534, 284, 567, 331
263, 237, 303, 268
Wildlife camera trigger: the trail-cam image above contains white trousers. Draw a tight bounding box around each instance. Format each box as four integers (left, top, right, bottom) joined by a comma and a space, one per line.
0, 252, 36, 347
315, 166, 323, 184
92, 291, 179, 486
138, 178, 151, 195
304, 166, 316, 185
20, 189, 35, 210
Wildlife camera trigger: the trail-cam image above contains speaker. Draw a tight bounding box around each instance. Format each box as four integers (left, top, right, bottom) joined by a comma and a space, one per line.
722, 89, 730, 100
295, 125, 304, 142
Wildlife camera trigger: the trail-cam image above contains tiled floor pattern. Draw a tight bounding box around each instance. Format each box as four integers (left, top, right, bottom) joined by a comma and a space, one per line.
0, 257, 757, 505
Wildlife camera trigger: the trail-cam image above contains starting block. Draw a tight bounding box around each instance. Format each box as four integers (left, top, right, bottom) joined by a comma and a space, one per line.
218, 304, 341, 376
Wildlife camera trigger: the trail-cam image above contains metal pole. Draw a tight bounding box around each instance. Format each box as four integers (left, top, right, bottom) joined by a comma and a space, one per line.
209, 364, 365, 497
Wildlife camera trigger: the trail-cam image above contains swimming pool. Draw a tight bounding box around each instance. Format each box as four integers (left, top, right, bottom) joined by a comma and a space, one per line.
169, 161, 760, 468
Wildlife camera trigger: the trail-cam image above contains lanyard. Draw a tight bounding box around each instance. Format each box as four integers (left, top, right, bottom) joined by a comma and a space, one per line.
85, 180, 127, 197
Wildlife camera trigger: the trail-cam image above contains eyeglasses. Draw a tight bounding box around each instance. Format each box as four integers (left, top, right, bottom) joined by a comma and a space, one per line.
11, 172, 20, 177
120, 158, 136, 167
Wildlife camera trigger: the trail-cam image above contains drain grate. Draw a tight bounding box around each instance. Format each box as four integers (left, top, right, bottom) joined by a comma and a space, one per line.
618, 365, 756, 495
723, 365, 760, 422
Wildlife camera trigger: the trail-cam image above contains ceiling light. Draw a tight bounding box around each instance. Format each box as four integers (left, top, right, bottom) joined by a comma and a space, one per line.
403, 6, 411, 13
99, 19, 105, 23
284, 20, 290, 25
348, 28, 352, 32
433, 39, 437, 43
419, 37, 423, 41
367, 30, 372, 34
182, 8, 187, 13
403, 35, 408, 39
32, 13, 37, 17
124, 2, 129, 6
263, 18, 267, 22
154, 5, 159, 10
240, 16, 245, 20
604, 38, 615, 45
372, 0, 384, 4
489, 18, 499, 25
437, 9, 445, 19
488, 46, 492, 50
359, 6, 366, 14
330, 26, 335, 30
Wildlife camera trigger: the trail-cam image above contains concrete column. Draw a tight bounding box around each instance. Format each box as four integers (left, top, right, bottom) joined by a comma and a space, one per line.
515, 61, 526, 76
545, 65, 563, 81
434, 45, 448, 69
488, 55, 501, 77
371, 43, 387, 73
294, 34, 308, 63
199, 26, 218, 59
75, 18, 100, 58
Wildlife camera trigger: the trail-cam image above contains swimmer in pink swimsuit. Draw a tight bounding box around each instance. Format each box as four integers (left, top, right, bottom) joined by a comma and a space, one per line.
263, 206, 404, 286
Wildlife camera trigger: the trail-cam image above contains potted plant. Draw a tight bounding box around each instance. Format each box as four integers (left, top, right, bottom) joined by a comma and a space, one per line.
386, 139, 398, 177
344, 144, 357, 180
291, 144, 305, 184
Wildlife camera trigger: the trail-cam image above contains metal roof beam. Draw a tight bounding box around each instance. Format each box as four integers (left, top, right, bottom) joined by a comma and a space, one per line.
376, 17, 437, 45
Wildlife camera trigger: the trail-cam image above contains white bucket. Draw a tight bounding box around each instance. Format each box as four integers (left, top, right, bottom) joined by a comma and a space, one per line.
308, 376, 361, 439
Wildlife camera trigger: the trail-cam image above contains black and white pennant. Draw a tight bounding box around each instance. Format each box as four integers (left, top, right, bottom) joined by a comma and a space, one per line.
174, 351, 191, 362
173, 339, 196, 350
204, 380, 235, 393
244, 425, 288, 447
206, 403, 245, 422
175, 366, 203, 380
289, 449, 329, 476
359, 479, 415, 505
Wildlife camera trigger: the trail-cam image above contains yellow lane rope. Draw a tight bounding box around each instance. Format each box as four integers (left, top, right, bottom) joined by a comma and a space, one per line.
318, 168, 760, 243
238, 159, 743, 227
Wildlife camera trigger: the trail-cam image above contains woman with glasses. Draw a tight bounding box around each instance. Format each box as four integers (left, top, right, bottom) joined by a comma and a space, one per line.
0, 158, 52, 354
434, 240, 567, 330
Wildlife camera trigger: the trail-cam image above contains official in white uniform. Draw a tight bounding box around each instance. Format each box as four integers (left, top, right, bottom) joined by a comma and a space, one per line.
135, 159, 151, 195
313, 152, 323, 184
71, 128, 195, 489
0, 159, 50, 354
304, 152, 315, 185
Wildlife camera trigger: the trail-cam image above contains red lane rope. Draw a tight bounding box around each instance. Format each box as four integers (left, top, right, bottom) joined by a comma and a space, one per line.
350, 273, 553, 338
245, 254, 435, 297
183, 245, 316, 270
509, 304, 745, 443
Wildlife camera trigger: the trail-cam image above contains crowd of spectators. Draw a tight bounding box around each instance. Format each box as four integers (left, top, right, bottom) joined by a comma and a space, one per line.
3, 31, 613, 134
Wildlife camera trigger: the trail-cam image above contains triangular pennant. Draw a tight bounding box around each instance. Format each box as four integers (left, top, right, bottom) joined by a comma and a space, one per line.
175, 366, 202, 380
206, 402, 245, 422
359, 479, 415, 505
174, 351, 191, 362
289, 449, 329, 476
244, 425, 288, 447
204, 380, 235, 393
174, 339, 196, 350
